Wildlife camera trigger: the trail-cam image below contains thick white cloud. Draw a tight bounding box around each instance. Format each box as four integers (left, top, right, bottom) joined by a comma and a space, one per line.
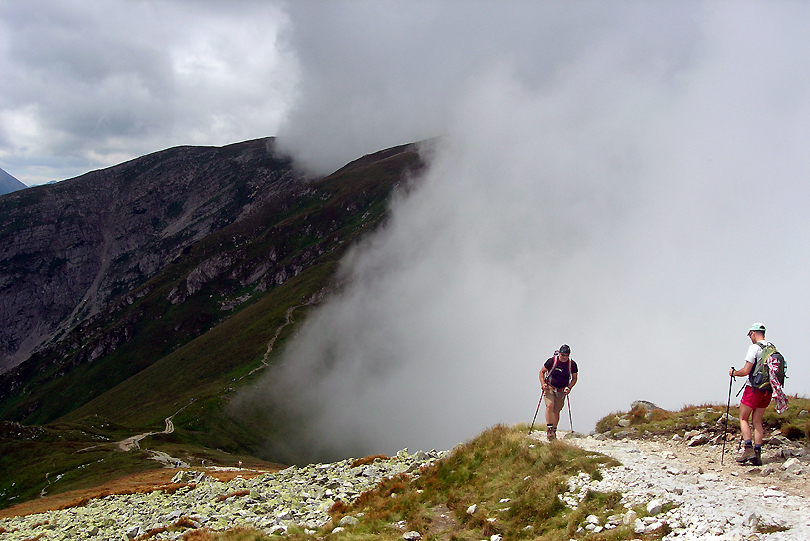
274, 0, 704, 175
239, 1, 810, 461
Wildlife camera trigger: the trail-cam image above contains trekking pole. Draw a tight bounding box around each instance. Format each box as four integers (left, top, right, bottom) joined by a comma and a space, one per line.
567, 394, 574, 434
528, 388, 545, 434
721, 369, 735, 465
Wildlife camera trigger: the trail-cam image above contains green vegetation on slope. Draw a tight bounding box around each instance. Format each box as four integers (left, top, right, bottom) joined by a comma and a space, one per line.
0, 417, 276, 510
0, 418, 153, 507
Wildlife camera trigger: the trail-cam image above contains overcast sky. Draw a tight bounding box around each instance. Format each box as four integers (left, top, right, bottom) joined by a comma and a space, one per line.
3, 1, 810, 460
0, 0, 295, 185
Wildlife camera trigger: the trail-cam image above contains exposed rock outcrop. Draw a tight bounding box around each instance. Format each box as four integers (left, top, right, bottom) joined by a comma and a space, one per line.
0, 138, 304, 374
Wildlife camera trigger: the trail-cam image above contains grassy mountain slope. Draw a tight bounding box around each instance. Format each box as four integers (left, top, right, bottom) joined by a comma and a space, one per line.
0, 141, 426, 509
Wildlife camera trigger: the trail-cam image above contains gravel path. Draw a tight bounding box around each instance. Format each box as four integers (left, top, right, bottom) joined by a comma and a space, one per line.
535, 431, 810, 540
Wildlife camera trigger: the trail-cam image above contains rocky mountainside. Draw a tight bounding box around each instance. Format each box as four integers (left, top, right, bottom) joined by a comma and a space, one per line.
0, 449, 444, 540
0, 138, 304, 373
0, 138, 424, 432
0, 167, 26, 196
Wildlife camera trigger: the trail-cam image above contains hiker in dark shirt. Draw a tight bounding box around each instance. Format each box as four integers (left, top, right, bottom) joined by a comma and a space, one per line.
539, 344, 578, 441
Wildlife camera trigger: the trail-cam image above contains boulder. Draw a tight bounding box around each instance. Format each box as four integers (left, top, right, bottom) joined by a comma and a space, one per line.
687, 434, 710, 446
760, 465, 777, 476
630, 400, 662, 411
782, 458, 802, 474
171, 470, 211, 484
126, 525, 144, 539
646, 499, 663, 515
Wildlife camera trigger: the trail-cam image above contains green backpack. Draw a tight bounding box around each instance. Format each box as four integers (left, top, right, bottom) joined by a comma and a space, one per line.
749, 341, 786, 392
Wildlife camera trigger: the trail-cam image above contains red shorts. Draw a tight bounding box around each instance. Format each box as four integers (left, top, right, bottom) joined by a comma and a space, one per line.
741, 386, 772, 409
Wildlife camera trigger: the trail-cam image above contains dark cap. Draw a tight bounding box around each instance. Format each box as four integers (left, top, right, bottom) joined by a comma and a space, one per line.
559, 344, 570, 355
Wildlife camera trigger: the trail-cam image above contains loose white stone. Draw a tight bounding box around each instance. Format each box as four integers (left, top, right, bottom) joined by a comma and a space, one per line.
623, 510, 637, 525
646, 499, 663, 515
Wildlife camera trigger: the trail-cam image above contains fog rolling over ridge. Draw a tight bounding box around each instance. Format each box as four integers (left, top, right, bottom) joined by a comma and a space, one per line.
233, 3, 810, 463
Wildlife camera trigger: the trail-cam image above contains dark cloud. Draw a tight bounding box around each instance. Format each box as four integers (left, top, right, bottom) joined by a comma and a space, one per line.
0, 0, 294, 184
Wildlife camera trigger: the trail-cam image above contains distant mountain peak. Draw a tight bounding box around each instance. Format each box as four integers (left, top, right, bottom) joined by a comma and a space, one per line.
0, 167, 27, 195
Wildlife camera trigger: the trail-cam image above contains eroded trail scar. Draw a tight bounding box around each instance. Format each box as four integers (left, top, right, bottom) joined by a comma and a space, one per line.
243, 288, 329, 380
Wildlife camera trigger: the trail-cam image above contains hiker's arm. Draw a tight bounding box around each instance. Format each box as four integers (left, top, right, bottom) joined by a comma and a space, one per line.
730, 361, 754, 378
566, 372, 577, 393
539, 366, 549, 387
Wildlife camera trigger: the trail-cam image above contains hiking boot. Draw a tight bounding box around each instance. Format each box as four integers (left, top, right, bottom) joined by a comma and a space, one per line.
751, 448, 763, 466
736, 445, 756, 464
547, 427, 556, 441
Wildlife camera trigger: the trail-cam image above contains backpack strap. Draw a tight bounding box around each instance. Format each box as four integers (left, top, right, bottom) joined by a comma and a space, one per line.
544, 355, 559, 383
545, 354, 572, 387
750, 341, 778, 391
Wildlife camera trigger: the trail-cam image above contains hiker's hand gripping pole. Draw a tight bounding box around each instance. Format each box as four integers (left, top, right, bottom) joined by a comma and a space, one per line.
721, 368, 735, 465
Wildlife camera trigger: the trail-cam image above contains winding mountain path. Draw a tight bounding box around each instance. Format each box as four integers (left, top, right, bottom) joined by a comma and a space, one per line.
241, 288, 329, 381
117, 415, 175, 451
116, 399, 193, 452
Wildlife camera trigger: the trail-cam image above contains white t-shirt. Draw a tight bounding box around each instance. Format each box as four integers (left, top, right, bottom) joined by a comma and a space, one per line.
744, 342, 764, 366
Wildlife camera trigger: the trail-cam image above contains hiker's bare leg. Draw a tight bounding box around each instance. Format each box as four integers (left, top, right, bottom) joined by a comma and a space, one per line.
752, 407, 766, 446
739, 403, 753, 442
545, 404, 559, 428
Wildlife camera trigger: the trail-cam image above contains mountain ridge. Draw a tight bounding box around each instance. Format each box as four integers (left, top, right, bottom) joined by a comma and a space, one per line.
0, 167, 26, 196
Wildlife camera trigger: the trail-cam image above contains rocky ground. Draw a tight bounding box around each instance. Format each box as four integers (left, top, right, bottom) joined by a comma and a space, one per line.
0, 450, 444, 540
1, 429, 807, 541
535, 429, 810, 540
